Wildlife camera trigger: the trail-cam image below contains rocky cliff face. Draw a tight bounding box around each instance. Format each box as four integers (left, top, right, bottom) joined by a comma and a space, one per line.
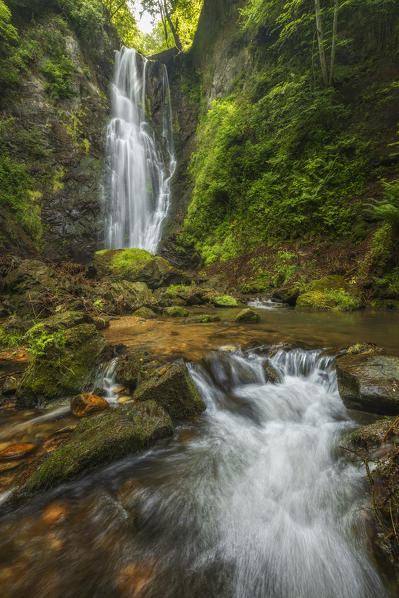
1, 9, 118, 263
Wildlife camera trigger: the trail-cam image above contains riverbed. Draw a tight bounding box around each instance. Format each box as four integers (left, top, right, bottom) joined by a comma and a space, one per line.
1, 305, 399, 597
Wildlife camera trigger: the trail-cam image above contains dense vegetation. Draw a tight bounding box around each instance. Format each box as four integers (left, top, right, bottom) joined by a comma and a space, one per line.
180, 0, 399, 281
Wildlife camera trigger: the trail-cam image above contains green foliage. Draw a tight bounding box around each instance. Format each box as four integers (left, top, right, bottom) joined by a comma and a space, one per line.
0, 326, 25, 349
43, 54, 75, 100
182, 0, 399, 265
370, 179, 399, 230
27, 330, 66, 357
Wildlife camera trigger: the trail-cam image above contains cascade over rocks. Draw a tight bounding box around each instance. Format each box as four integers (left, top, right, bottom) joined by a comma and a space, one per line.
133, 361, 206, 419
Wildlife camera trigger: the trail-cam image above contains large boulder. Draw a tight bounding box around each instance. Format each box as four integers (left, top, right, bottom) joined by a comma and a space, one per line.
18, 323, 110, 406
115, 349, 148, 391
94, 281, 154, 314
20, 401, 173, 494
336, 353, 399, 414
234, 308, 260, 323
93, 249, 188, 289
133, 362, 206, 419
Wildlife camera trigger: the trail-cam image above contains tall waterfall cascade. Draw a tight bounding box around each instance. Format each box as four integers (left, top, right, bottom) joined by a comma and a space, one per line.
105, 47, 176, 252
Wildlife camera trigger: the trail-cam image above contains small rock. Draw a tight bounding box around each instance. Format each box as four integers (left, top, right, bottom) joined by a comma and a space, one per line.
234, 308, 260, 323
117, 561, 155, 596
112, 385, 126, 394
212, 295, 240, 308
0, 460, 23, 472
263, 359, 283, 384
0, 443, 37, 461
133, 307, 157, 319
71, 393, 109, 417
164, 306, 189, 318
117, 395, 133, 405
185, 314, 221, 323
41, 502, 68, 526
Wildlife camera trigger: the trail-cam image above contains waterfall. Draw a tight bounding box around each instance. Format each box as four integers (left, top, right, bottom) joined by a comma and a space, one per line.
105, 47, 176, 252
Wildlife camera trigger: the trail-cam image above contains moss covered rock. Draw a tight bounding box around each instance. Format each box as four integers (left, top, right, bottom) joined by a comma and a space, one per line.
95, 281, 154, 314
212, 295, 240, 308
115, 349, 148, 391
308, 275, 347, 291
21, 401, 173, 494
134, 307, 157, 319
133, 362, 206, 419
18, 323, 110, 406
336, 353, 399, 414
296, 289, 362, 311
234, 308, 260, 323
166, 284, 209, 305
93, 249, 187, 289
164, 306, 190, 318
25, 311, 90, 339
185, 314, 221, 323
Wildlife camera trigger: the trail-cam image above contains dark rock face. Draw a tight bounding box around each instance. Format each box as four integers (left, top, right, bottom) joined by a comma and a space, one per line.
336, 353, 399, 414
1, 14, 117, 263
133, 361, 206, 419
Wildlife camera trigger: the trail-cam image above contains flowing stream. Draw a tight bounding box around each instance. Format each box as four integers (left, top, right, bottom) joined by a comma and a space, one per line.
105, 47, 176, 252
0, 348, 388, 597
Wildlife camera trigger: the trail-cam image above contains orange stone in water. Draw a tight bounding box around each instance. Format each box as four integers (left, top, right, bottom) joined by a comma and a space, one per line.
41, 502, 68, 526
117, 561, 155, 596
0, 443, 37, 461
71, 393, 109, 417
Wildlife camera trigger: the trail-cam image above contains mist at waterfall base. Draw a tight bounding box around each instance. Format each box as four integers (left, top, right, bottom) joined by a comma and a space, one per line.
0, 349, 387, 598
105, 47, 176, 252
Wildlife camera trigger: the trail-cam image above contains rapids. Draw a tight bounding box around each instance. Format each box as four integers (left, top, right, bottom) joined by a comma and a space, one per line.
0, 348, 388, 597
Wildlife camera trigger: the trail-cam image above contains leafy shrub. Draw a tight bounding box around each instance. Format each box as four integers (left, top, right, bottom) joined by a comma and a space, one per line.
370, 179, 399, 230
43, 54, 75, 100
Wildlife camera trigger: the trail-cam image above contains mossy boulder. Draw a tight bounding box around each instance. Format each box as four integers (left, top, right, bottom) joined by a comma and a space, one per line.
95, 281, 154, 314
336, 353, 399, 414
296, 289, 362, 311
133, 362, 206, 419
18, 324, 110, 406
115, 349, 148, 390
185, 314, 221, 323
234, 308, 260, 323
272, 286, 300, 306
308, 275, 347, 291
25, 311, 90, 340
20, 401, 173, 494
211, 295, 240, 308
166, 284, 209, 305
3, 259, 65, 317
93, 249, 188, 289
164, 306, 190, 318
134, 307, 157, 319
346, 417, 398, 450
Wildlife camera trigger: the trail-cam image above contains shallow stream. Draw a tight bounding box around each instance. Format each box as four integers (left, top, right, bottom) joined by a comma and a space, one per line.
1, 306, 398, 597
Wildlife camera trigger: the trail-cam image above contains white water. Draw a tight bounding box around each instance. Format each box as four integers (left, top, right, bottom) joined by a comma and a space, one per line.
105, 47, 176, 252
128, 348, 386, 597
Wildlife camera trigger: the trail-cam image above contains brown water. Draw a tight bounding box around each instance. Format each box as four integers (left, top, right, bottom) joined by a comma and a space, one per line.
1, 306, 398, 598
103, 306, 399, 360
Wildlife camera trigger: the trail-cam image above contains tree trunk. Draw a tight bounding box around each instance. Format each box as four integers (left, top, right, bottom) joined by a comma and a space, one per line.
314, 0, 329, 87
162, 0, 182, 51
329, 0, 338, 86
157, 0, 169, 46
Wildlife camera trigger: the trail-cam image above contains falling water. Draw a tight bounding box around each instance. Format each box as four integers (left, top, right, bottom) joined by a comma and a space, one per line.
105, 47, 176, 252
